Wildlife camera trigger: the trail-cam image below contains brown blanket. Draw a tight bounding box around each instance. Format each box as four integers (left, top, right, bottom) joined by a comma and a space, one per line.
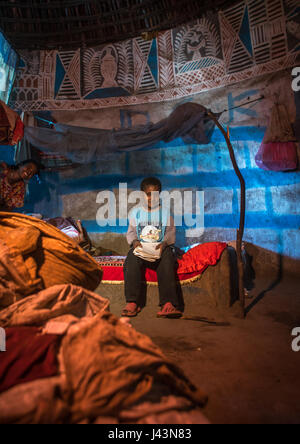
0, 284, 109, 327
0, 284, 208, 424
62, 310, 208, 423
0, 213, 102, 310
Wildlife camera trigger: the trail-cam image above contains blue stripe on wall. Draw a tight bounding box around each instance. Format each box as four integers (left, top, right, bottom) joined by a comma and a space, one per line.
81, 214, 300, 232
60, 169, 300, 195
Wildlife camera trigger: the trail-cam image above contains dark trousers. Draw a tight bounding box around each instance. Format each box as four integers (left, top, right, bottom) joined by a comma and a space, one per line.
124, 247, 181, 308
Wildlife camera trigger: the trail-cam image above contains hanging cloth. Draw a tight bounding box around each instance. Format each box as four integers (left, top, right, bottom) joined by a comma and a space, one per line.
0, 100, 24, 146
24, 103, 216, 164
255, 103, 298, 171
0, 103, 10, 144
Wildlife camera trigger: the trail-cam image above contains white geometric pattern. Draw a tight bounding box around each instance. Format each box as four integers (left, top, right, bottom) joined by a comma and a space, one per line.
133, 38, 157, 93
56, 50, 81, 99
10, 0, 300, 112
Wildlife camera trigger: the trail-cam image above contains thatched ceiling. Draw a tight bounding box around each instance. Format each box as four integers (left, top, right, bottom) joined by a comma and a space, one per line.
0, 0, 240, 50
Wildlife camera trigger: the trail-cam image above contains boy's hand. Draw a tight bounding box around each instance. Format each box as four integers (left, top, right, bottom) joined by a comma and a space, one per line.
133, 240, 142, 249
156, 242, 167, 255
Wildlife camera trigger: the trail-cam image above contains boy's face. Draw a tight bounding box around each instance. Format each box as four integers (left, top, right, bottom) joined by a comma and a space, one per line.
143, 185, 161, 210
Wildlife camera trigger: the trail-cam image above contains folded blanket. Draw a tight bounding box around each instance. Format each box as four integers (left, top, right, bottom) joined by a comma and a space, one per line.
0, 213, 102, 310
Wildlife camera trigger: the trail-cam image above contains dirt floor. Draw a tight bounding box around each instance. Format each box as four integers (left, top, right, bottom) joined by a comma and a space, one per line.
98, 273, 300, 425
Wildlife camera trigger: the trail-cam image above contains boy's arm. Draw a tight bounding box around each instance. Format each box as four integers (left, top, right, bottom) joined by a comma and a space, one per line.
163, 216, 176, 246
127, 219, 141, 248
156, 216, 176, 253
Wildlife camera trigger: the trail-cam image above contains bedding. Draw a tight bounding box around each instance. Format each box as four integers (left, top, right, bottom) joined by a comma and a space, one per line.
0, 284, 209, 424
0, 213, 102, 306
43, 217, 99, 255
95, 242, 227, 285
0, 223, 215, 424
0, 284, 109, 327
0, 327, 61, 394
62, 307, 207, 423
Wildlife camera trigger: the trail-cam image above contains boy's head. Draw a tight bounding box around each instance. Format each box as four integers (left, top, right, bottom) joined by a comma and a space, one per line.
141, 177, 162, 210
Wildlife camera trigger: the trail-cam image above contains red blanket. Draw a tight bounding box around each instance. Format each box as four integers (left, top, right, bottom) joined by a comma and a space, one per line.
96, 242, 227, 285
0, 327, 61, 394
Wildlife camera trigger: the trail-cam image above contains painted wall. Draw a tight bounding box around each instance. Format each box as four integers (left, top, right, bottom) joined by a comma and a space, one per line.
18, 70, 300, 275
9, 0, 300, 113
3, 0, 300, 274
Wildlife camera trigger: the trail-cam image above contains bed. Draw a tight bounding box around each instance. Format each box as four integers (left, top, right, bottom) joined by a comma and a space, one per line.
94, 243, 239, 312
26, 215, 240, 310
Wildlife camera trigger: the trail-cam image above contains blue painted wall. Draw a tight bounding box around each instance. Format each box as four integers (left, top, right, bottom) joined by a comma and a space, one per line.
3, 73, 300, 266
20, 119, 300, 262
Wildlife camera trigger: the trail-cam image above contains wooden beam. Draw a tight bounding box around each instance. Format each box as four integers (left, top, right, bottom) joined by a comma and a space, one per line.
208, 111, 246, 319
0, 1, 95, 9
1, 3, 208, 42
0, 1, 191, 30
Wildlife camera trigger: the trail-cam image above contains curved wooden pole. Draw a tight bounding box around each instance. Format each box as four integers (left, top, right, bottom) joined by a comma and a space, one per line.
207, 110, 246, 318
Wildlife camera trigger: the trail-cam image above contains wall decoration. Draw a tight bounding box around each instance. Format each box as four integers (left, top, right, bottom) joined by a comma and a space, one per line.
157, 30, 176, 90
83, 42, 133, 99
133, 37, 158, 93
9, 0, 300, 112
220, 2, 254, 73
55, 50, 81, 100
285, 0, 300, 53
174, 16, 222, 64
173, 14, 225, 87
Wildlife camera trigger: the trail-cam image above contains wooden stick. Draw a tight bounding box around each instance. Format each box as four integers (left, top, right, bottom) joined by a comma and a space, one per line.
207, 111, 246, 319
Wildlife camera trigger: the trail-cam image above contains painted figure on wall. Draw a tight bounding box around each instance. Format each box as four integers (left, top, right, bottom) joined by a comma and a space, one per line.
174, 18, 222, 66
83, 44, 131, 99
100, 46, 119, 88
186, 31, 207, 60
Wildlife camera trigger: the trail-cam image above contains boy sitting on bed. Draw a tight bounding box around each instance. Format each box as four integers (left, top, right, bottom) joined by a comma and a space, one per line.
122, 177, 183, 319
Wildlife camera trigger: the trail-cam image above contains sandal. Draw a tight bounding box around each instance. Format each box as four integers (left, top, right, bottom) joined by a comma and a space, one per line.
157, 302, 182, 319
122, 302, 141, 318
